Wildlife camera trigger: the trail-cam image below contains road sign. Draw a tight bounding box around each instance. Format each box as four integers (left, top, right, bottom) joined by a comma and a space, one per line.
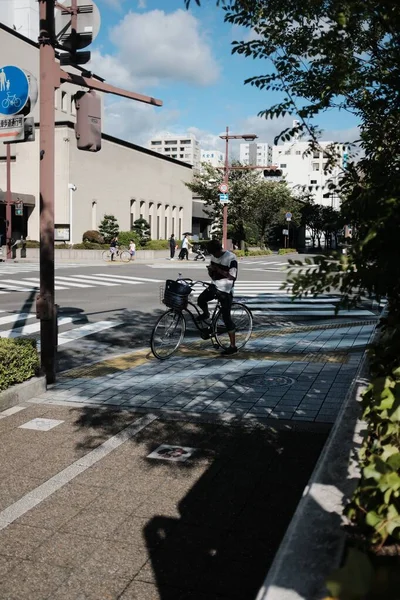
219, 183, 228, 193
55, 0, 101, 50
282, 228, 289, 236
0, 115, 25, 142
0, 66, 29, 116
285, 211, 292, 221
219, 193, 229, 203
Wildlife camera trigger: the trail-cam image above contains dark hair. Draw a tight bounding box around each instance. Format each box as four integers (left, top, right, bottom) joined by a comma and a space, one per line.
207, 239, 222, 254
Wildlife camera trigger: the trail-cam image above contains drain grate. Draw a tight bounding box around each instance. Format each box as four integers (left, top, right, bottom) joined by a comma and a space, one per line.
236, 374, 295, 389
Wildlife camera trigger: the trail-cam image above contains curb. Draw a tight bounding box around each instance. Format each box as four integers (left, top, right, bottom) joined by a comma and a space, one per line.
255, 342, 371, 600
0, 376, 47, 412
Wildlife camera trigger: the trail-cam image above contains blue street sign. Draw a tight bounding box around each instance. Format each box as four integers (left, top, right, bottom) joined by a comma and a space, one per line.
219, 193, 229, 203
0, 66, 29, 116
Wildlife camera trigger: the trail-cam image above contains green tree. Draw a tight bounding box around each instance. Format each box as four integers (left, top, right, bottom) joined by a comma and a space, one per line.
132, 217, 151, 246
98, 214, 119, 243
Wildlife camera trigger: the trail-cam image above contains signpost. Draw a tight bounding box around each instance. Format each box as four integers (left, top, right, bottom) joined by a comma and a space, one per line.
15, 201, 23, 216
219, 193, 229, 204
0, 66, 29, 116
0, 116, 25, 142
284, 212, 292, 248
219, 183, 228, 194
285, 212, 292, 221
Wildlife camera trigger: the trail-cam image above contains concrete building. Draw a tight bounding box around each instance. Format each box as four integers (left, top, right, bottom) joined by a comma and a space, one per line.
272, 137, 349, 208
149, 133, 201, 172
0, 23, 193, 244
200, 149, 224, 169
239, 142, 272, 167
0, 0, 38, 42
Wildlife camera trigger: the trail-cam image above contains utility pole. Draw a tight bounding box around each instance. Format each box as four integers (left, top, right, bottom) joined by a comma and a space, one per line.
222, 126, 229, 249
6, 144, 12, 259
36, 0, 163, 384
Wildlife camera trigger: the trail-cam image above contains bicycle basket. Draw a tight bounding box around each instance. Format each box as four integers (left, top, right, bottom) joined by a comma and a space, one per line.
162, 279, 191, 309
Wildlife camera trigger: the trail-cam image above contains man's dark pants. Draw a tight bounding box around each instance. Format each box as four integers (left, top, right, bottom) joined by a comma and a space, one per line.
198, 285, 235, 332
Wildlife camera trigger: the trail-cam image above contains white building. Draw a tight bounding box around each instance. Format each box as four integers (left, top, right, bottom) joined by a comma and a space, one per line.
0, 23, 193, 244
272, 137, 349, 208
0, 0, 38, 41
149, 133, 201, 172
239, 142, 272, 167
200, 149, 224, 169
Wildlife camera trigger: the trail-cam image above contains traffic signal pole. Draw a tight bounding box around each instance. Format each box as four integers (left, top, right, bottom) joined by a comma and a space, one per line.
222, 126, 229, 249
38, 0, 57, 384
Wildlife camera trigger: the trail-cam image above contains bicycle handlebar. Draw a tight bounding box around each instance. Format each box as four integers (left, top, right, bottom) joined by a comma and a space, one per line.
176, 277, 210, 289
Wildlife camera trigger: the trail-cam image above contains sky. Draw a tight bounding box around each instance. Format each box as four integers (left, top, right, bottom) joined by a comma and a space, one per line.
90, 0, 361, 154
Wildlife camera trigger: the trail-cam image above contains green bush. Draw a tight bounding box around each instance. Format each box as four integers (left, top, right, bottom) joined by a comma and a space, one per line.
118, 231, 141, 248
233, 249, 273, 257
72, 242, 105, 250
82, 230, 104, 244
25, 240, 40, 248
0, 338, 39, 392
144, 239, 169, 250
278, 248, 298, 255
54, 243, 70, 249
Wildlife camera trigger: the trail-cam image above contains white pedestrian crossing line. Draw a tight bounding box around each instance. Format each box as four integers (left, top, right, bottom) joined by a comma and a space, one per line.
0, 262, 100, 275
0, 273, 164, 294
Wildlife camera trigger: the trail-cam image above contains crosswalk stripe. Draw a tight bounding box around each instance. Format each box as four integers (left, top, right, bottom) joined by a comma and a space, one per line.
66, 275, 118, 286
19, 277, 69, 291
0, 316, 75, 339
54, 277, 95, 288
95, 274, 163, 283
0, 312, 36, 326
57, 320, 118, 345
0, 282, 34, 292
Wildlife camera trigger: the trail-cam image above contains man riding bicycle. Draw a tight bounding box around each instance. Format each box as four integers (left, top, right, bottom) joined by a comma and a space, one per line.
196, 239, 238, 355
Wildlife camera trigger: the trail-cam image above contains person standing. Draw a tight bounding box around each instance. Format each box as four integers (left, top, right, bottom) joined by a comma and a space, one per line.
110, 237, 118, 261
129, 239, 136, 261
169, 234, 176, 260
179, 234, 190, 260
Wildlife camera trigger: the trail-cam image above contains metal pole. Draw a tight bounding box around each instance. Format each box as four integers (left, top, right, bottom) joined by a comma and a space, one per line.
6, 144, 12, 260
69, 186, 73, 245
222, 126, 229, 248
38, 0, 57, 384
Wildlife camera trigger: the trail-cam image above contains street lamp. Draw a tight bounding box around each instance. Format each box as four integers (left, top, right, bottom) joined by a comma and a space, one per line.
219, 126, 258, 249
68, 183, 77, 245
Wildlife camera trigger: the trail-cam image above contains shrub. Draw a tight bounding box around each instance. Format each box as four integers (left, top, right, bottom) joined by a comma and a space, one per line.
72, 242, 105, 250
82, 230, 104, 244
145, 239, 169, 250
278, 248, 298, 255
24, 240, 40, 248
233, 249, 273, 257
0, 338, 39, 391
99, 215, 119, 243
118, 231, 141, 248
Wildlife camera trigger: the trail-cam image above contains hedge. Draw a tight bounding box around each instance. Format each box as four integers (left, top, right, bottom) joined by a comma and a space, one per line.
0, 338, 40, 392
278, 248, 298, 255
234, 249, 273, 257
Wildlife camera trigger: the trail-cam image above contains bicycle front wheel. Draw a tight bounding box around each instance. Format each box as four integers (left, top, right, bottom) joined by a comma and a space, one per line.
150, 309, 186, 359
120, 251, 131, 263
214, 302, 253, 350
102, 250, 112, 261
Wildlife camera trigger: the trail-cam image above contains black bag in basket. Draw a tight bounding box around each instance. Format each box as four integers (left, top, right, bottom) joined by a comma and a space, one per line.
163, 279, 191, 309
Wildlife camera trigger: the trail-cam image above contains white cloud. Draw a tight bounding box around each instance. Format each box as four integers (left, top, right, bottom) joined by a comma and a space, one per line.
137, 0, 146, 7
102, 97, 180, 146
91, 9, 220, 89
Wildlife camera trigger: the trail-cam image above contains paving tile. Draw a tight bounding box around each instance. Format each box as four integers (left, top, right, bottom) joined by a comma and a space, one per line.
60, 507, 129, 539
0, 524, 54, 560
33, 531, 100, 568
119, 581, 185, 600
0, 560, 70, 600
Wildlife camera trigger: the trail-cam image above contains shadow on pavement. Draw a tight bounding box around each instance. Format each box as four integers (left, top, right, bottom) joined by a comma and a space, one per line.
70, 410, 328, 599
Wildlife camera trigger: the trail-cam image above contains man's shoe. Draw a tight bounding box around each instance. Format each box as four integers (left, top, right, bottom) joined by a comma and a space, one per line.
222, 346, 238, 356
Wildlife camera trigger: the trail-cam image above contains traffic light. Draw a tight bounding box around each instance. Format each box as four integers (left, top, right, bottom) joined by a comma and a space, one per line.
263, 168, 283, 178
75, 91, 101, 152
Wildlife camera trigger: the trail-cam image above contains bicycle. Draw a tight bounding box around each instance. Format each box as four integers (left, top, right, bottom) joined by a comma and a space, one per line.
150, 277, 253, 359
1, 94, 21, 109
102, 246, 131, 262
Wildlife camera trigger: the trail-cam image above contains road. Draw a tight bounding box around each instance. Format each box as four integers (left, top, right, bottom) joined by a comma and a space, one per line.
0, 254, 379, 372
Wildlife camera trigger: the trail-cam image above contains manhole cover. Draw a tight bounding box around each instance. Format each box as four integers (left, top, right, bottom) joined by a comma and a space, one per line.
236, 375, 295, 389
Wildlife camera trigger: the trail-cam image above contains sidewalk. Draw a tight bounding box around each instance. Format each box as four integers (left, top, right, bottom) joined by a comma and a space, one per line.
0, 321, 375, 599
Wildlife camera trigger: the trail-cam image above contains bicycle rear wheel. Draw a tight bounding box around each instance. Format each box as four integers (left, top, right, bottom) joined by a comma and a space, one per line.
150, 309, 186, 359
102, 250, 111, 261
120, 251, 131, 263
214, 302, 253, 350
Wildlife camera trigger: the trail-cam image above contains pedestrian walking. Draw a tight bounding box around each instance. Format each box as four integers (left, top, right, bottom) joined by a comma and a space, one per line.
169, 234, 176, 260
179, 234, 191, 260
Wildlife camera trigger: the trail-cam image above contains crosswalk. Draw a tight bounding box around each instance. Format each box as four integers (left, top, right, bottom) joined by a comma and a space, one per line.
0, 262, 100, 275
189, 282, 377, 319
241, 260, 319, 272
0, 273, 163, 295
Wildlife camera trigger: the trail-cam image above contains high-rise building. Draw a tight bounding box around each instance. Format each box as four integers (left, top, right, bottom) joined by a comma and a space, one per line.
0, 0, 39, 41
272, 138, 349, 208
239, 142, 272, 167
200, 149, 225, 168
149, 133, 201, 172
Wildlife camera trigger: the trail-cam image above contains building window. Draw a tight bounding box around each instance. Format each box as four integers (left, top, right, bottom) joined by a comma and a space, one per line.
313, 163, 320, 171
148, 214, 152, 233
91, 201, 97, 230
313, 151, 320, 159
285, 150, 291, 155
184, 154, 190, 158
296, 151, 301, 155
171, 154, 177, 158
171, 147, 177, 151
180, 147, 185, 151
181, 140, 191, 145
166, 140, 177, 145
151, 141, 162, 145
70, 96, 76, 115
310, 179, 317, 184
0, 156, 16, 163
165, 216, 168, 237
280, 163, 287, 168
61, 91, 68, 112
157, 215, 160, 239
180, 154, 184, 158
164, 147, 171, 152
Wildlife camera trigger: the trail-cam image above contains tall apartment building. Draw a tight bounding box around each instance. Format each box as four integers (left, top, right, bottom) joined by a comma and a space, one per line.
239, 142, 273, 167
0, 0, 38, 41
200, 149, 225, 168
149, 134, 201, 172
272, 138, 349, 208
